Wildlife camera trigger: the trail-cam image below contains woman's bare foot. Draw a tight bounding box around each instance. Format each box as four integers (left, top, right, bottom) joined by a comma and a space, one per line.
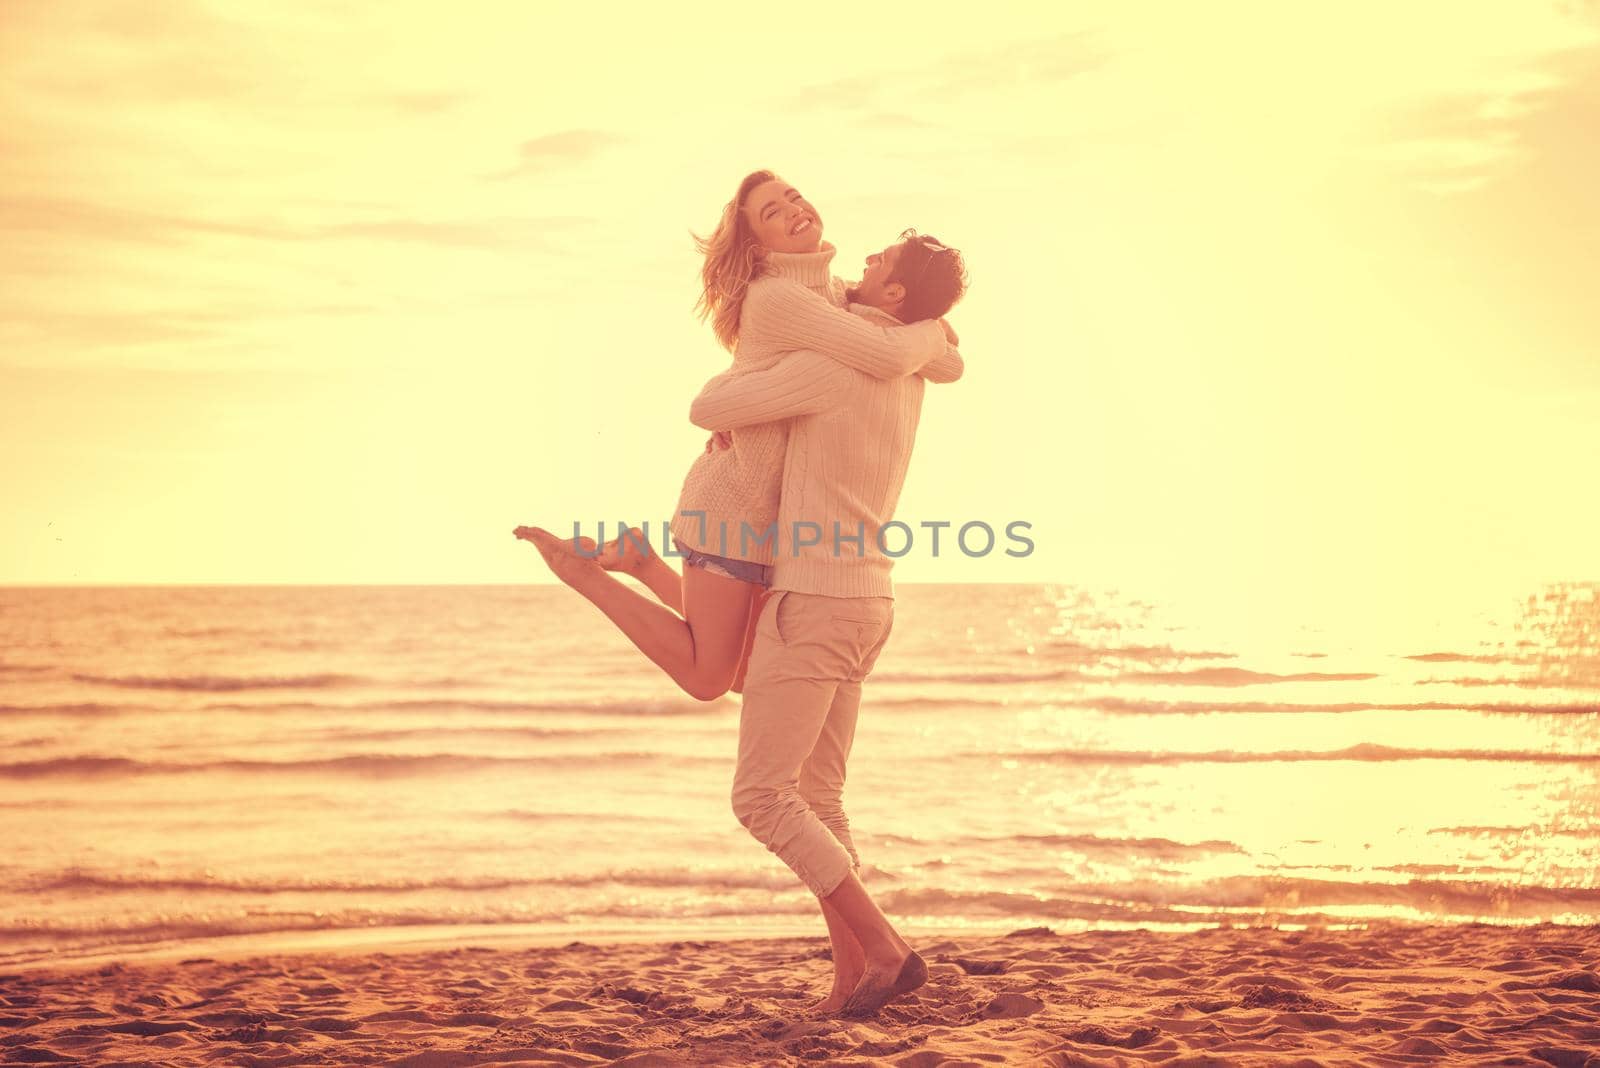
587, 527, 653, 575
513, 526, 604, 589
836, 944, 927, 1018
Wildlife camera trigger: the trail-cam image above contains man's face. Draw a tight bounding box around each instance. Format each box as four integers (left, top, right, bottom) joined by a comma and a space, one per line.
851, 241, 907, 312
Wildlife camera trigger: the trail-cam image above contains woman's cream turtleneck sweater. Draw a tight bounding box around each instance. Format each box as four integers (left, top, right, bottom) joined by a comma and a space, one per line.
668, 242, 960, 574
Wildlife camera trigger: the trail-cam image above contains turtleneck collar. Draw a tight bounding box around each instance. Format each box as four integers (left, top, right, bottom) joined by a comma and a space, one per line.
762, 241, 836, 289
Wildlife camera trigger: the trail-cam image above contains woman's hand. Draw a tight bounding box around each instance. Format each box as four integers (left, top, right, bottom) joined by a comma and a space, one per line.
705, 430, 733, 452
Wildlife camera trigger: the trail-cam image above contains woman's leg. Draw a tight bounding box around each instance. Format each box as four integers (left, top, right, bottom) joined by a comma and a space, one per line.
519, 526, 754, 701
629, 553, 685, 615
728, 589, 767, 695
589, 526, 685, 615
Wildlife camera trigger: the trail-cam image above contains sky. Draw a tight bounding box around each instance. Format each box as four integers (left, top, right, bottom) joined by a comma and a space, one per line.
2, 0, 1597, 628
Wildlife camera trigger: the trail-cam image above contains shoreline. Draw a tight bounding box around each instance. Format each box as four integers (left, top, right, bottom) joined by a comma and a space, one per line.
6, 913, 1575, 978
0, 915, 1427, 979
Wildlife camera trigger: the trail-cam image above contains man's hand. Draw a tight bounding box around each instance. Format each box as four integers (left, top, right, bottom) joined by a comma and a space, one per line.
938, 318, 959, 346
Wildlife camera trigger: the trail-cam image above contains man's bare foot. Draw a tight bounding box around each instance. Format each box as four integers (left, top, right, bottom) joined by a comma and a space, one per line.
809, 957, 865, 1014
513, 526, 604, 589
836, 946, 927, 1018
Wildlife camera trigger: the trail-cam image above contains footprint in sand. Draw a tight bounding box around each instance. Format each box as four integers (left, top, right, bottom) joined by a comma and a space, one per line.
1061, 1023, 1162, 1049
539, 998, 598, 1013
948, 956, 1008, 975
1393, 1037, 1453, 1056
1239, 985, 1335, 1012
980, 992, 1044, 1019
104, 1020, 200, 1036
297, 1016, 363, 1032
1549, 970, 1600, 992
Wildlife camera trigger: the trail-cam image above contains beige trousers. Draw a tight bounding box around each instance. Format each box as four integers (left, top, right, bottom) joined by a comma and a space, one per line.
730, 589, 896, 899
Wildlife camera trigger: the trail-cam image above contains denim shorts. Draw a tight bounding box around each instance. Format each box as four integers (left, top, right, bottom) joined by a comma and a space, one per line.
672, 536, 773, 587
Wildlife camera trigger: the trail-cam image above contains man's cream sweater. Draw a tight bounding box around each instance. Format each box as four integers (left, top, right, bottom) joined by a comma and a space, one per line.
685, 288, 962, 599
668, 243, 961, 579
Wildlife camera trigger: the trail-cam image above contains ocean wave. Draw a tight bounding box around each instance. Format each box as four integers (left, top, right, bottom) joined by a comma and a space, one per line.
0, 895, 824, 965
872, 668, 1090, 685
989, 742, 1600, 766
871, 666, 1380, 687
72, 672, 364, 692
875, 875, 1600, 922
3, 872, 1595, 965
1416, 673, 1600, 691
495, 808, 689, 824
0, 702, 146, 716
197, 697, 728, 717
0, 911, 567, 957
0, 750, 722, 780
1429, 823, 1600, 839
31, 693, 1593, 720
947, 832, 1246, 859
1039, 639, 1238, 666
1058, 696, 1600, 715
1126, 667, 1380, 686
13, 864, 796, 896
305, 725, 618, 744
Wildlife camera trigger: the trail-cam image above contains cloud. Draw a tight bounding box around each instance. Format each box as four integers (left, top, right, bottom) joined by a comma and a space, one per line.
854, 112, 939, 131
1561, 0, 1600, 23
792, 73, 887, 112
487, 129, 628, 180
8, 2, 299, 107
1367, 45, 1597, 194
0, 197, 297, 246
0, 312, 218, 351
382, 91, 472, 116
1353, 44, 1600, 384
317, 216, 593, 249
782, 30, 1109, 114
0, 364, 331, 412
0, 302, 376, 354
0, 196, 595, 251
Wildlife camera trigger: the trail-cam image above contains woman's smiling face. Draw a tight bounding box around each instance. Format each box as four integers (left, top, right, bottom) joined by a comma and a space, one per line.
742, 178, 822, 254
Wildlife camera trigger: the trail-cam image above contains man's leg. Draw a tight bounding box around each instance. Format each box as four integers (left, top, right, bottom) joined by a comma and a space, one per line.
812, 897, 865, 1013
800, 601, 896, 884
730, 591, 864, 900
798, 676, 867, 1011
824, 868, 926, 1017
797, 678, 863, 875
805, 602, 929, 1017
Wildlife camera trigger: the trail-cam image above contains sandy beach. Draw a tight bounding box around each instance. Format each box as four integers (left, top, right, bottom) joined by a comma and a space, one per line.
3, 922, 1598, 1066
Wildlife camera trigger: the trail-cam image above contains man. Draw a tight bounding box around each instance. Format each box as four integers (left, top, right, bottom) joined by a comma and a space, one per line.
688, 231, 969, 1018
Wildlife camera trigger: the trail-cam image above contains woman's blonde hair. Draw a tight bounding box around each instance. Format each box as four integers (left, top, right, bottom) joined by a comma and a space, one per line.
692, 169, 777, 351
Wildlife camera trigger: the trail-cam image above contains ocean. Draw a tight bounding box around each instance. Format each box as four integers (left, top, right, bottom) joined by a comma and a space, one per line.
2, 582, 1596, 970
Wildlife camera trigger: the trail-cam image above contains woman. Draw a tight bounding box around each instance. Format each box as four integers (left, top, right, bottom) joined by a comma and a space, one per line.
516, 170, 960, 701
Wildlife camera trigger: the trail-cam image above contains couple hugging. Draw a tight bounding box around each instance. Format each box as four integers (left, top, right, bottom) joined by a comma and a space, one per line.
517, 167, 968, 1019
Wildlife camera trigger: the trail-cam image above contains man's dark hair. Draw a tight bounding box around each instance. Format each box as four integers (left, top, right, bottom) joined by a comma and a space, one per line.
886, 228, 969, 322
